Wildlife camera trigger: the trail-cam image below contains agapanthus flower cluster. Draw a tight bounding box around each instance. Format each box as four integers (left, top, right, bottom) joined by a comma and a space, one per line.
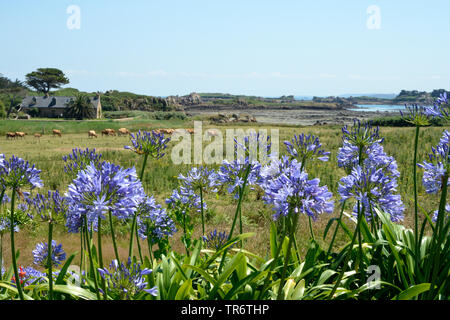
0, 216, 19, 234
32, 240, 66, 268
97, 258, 157, 299
0, 155, 43, 190
338, 165, 405, 222
234, 132, 272, 162
178, 166, 219, 194
417, 130, 449, 194
65, 162, 145, 233
259, 156, 334, 221
166, 186, 205, 214
337, 121, 404, 222
400, 104, 432, 126
62, 148, 103, 178
1, 193, 10, 204
424, 92, 449, 120
202, 229, 234, 250
284, 133, 330, 163
432, 204, 450, 223
136, 196, 176, 243
27, 190, 67, 221
337, 120, 384, 172
125, 130, 170, 159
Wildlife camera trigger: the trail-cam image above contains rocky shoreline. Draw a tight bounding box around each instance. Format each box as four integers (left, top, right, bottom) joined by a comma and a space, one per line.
185, 105, 400, 126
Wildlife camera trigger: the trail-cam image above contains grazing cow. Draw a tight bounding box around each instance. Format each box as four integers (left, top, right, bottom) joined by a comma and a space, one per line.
118, 128, 131, 136
34, 133, 42, 139
52, 129, 62, 137
15, 132, 27, 139
159, 128, 175, 135
6, 132, 16, 139
102, 128, 116, 136
186, 129, 195, 134
88, 130, 98, 138
206, 129, 219, 137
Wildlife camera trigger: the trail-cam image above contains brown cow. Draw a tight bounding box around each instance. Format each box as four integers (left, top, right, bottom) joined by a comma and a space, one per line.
6, 132, 16, 139
186, 129, 195, 134
34, 133, 42, 139
118, 128, 131, 136
206, 129, 219, 137
15, 132, 27, 139
101, 128, 116, 136
88, 130, 98, 138
52, 129, 62, 137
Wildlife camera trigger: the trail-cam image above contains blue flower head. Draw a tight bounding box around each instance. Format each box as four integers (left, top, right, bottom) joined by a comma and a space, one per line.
97, 257, 157, 300
125, 130, 170, 159
65, 162, 146, 233
32, 240, 66, 268
284, 133, 330, 163
417, 130, 449, 194
62, 148, 103, 179
137, 196, 176, 243
0, 155, 43, 190
260, 156, 334, 221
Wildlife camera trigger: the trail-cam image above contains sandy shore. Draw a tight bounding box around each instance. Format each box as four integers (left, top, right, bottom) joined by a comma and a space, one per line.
185, 106, 400, 126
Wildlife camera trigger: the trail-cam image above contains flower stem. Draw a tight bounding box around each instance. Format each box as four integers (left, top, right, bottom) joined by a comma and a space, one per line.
108, 210, 121, 266
200, 187, 205, 236
47, 220, 54, 300
97, 217, 107, 300
9, 189, 24, 300
83, 219, 101, 300
413, 125, 420, 269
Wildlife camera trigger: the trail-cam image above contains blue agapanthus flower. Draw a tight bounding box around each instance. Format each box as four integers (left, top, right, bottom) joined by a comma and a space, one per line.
125, 130, 170, 159
400, 104, 432, 126
417, 130, 449, 194
202, 229, 234, 250
0, 155, 43, 190
97, 257, 157, 300
137, 196, 176, 243
65, 162, 146, 233
337, 122, 404, 222
27, 190, 67, 221
178, 166, 219, 193
32, 240, 66, 268
424, 92, 449, 120
432, 204, 450, 223
166, 186, 205, 214
337, 121, 384, 172
284, 133, 330, 163
338, 165, 405, 222
62, 148, 103, 178
0, 216, 19, 234
259, 156, 334, 221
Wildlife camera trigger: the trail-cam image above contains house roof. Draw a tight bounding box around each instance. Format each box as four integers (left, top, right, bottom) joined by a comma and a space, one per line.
21, 96, 100, 109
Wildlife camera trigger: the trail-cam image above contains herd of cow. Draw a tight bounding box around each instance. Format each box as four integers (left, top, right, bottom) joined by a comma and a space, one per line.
4, 127, 209, 140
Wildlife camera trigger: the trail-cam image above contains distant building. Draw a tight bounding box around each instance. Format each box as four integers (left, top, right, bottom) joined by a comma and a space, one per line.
20, 94, 102, 118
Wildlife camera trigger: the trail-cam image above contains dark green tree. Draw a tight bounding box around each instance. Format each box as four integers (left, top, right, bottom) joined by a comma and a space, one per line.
64, 94, 95, 120
25, 68, 69, 94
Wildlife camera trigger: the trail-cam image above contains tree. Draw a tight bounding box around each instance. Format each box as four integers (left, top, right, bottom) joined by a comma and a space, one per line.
64, 94, 95, 120
0, 100, 6, 118
0, 75, 28, 118
25, 68, 69, 94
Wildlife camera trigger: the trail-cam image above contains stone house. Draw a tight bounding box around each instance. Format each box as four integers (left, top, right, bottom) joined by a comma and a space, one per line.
20, 94, 102, 118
